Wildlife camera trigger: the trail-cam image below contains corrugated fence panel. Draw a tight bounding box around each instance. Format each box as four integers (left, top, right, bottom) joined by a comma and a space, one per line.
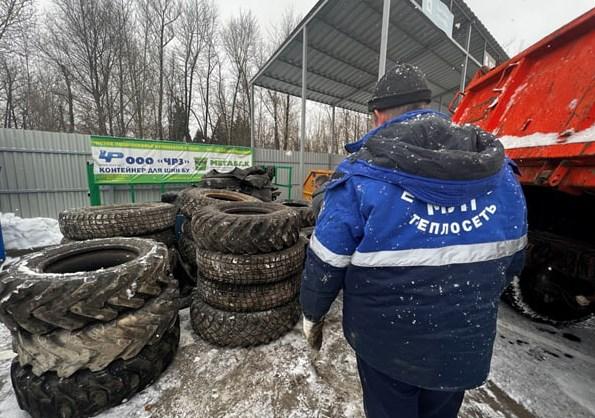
0, 129, 346, 218
0, 129, 92, 218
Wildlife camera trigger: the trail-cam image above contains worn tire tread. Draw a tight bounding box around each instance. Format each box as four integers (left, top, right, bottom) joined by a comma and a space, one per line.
191, 202, 300, 254
190, 297, 300, 347
59, 203, 176, 240
0, 238, 172, 334
11, 319, 180, 418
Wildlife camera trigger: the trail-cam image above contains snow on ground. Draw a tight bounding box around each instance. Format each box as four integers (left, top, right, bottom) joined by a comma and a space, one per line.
0, 213, 63, 251
0, 299, 593, 418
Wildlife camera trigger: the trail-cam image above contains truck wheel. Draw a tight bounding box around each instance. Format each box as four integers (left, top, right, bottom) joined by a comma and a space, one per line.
177, 188, 260, 218
195, 274, 301, 312
196, 238, 306, 285
191, 202, 300, 254
59, 203, 177, 240
281, 200, 315, 227
0, 238, 172, 334
190, 297, 300, 347
13, 286, 178, 378
11, 318, 180, 418
506, 270, 594, 325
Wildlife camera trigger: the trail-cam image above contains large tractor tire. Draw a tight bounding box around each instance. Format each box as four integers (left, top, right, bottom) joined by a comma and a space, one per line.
0, 238, 172, 334
191, 202, 300, 255
14, 286, 178, 378
190, 297, 300, 347
11, 318, 180, 418
59, 203, 176, 240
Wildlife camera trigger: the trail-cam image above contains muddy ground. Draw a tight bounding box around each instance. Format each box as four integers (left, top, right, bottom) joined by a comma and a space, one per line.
0, 299, 594, 418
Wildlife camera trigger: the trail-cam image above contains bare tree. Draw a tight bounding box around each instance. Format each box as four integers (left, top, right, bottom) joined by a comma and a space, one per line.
0, 0, 33, 52
196, 0, 218, 140
43, 0, 124, 134
222, 10, 259, 144
140, 0, 180, 139
177, 0, 211, 141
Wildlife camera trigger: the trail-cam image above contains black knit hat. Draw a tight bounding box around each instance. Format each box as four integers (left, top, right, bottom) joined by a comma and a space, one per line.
367, 63, 432, 112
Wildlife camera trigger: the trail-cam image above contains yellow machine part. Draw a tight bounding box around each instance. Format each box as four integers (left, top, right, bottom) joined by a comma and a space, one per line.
303, 169, 333, 201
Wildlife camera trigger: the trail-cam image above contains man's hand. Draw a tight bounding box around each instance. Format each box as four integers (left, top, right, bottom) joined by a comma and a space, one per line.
303, 317, 325, 351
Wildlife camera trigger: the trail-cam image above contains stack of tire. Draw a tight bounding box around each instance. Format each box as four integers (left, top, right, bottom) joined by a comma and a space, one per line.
174, 189, 262, 306
190, 201, 305, 347
0, 238, 179, 418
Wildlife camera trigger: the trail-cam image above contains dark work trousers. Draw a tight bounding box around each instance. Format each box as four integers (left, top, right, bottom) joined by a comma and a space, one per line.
356, 356, 465, 418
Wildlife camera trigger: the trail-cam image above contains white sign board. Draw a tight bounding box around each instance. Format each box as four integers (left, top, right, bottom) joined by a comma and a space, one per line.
422, 0, 455, 38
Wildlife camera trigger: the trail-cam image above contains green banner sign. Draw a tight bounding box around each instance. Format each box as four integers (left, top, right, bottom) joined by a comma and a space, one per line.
90, 136, 253, 184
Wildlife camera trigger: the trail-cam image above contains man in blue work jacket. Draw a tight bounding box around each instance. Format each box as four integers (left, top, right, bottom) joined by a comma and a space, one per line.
300, 63, 527, 418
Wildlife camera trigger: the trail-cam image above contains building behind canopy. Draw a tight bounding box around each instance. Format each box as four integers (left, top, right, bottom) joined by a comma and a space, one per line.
250, 0, 508, 173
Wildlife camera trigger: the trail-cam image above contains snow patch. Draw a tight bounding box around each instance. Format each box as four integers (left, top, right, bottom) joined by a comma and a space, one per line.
0, 213, 63, 250
498, 123, 595, 149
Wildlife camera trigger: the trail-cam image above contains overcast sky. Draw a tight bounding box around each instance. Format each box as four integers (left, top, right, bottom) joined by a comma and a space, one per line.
217, 0, 594, 56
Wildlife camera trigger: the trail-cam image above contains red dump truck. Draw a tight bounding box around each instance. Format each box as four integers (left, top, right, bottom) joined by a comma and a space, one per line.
452, 9, 595, 324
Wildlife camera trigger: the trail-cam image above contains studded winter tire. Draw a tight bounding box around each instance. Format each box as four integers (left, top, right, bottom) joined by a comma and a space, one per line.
59, 203, 177, 240
191, 202, 300, 255
11, 318, 180, 418
0, 238, 172, 334
190, 296, 300, 347
177, 188, 260, 218
196, 238, 306, 285
196, 273, 301, 312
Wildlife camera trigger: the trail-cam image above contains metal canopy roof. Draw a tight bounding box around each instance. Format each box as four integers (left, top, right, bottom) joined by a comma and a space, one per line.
251, 0, 508, 114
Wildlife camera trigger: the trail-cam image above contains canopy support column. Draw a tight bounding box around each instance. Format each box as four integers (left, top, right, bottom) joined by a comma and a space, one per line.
300, 26, 308, 184
250, 83, 255, 148
378, 0, 391, 79
331, 106, 336, 154
460, 22, 473, 92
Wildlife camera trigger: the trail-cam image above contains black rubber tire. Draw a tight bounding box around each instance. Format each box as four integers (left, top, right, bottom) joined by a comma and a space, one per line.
59, 203, 177, 240
14, 286, 179, 378
11, 318, 180, 418
281, 200, 316, 227
170, 249, 196, 310
141, 229, 176, 247
177, 220, 197, 269
190, 297, 300, 347
198, 177, 243, 190
196, 238, 306, 285
504, 276, 594, 326
300, 226, 314, 241
196, 273, 301, 312
161, 191, 179, 204
177, 188, 260, 218
0, 238, 172, 334
246, 187, 273, 202
191, 202, 300, 254
61, 229, 175, 247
